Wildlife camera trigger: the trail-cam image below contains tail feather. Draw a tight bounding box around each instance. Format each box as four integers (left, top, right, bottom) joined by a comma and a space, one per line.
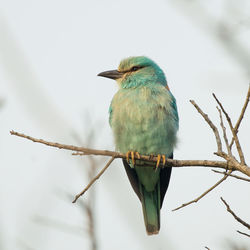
140, 182, 160, 235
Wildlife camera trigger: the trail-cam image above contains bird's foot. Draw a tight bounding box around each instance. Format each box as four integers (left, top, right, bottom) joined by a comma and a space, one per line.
126, 151, 140, 165
155, 154, 166, 171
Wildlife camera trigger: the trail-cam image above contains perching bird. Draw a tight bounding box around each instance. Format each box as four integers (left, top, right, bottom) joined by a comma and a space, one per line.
98, 56, 179, 235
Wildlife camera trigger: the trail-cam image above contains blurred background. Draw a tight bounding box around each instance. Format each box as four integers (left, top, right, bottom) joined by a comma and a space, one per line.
1, 0, 250, 249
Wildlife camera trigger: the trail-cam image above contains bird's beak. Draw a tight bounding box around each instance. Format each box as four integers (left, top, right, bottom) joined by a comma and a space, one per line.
97, 70, 123, 80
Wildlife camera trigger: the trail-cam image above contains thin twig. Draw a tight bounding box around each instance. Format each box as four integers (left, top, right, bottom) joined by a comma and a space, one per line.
190, 100, 222, 153
72, 156, 115, 203
237, 230, 250, 237
216, 107, 231, 156
220, 197, 250, 230
212, 170, 250, 182
230, 85, 250, 149
172, 170, 232, 211
213, 94, 246, 165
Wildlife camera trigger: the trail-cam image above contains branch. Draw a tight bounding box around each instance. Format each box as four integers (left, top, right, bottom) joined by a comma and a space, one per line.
9, 130, 237, 170
216, 107, 231, 156
212, 170, 250, 182
221, 197, 250, 230
9, 129, 250, 177
213, 94, 246, 165
172, 170, 232, 211
72, 156, 115, 203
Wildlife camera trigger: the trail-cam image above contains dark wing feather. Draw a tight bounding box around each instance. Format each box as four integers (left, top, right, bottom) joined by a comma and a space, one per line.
160, 153, 173, 208
123, 153, 173, 207
122, 159, 141, 201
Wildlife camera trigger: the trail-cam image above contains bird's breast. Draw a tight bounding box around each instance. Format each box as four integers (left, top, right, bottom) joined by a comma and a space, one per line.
110, 85, 178, 156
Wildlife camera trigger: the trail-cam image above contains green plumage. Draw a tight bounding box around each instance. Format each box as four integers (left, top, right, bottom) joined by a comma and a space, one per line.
98, 56, 179, 235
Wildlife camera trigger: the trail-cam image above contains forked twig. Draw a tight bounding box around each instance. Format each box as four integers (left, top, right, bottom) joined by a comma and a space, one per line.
220, 197, 250, 230
213, 93, 246, 165
172, 170, 232, 211
216, 107, 231, 156
72, 156, 115, 203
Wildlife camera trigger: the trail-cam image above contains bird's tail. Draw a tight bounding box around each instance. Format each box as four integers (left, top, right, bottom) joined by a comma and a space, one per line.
140, 183, 160, 235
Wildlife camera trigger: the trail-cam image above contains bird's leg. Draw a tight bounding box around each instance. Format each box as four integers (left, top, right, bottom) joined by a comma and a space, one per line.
155, 154, 166, 171
126, 151, 140, 166
155, 154, 162, 171
162, 155, 166, 166
126, 151, 131, 163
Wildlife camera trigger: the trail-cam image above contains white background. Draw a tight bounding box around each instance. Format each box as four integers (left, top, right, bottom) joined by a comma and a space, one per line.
1, 0, 250, 249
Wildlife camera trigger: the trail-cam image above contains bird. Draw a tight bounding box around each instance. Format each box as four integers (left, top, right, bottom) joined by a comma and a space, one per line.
98, 56, 179, 235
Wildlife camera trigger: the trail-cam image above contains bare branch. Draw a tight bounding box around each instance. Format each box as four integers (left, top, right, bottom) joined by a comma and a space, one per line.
190, 100, 222, 153
221, 197, 250, 230
213, 94, 246, 165
216, 107, 231, 156
172, 170, 232, 211
230, 85, 250, 148
237, 230, 250, 238
72, 156, 115, 203
10, 130, 250, 176
212, 170, 250, 182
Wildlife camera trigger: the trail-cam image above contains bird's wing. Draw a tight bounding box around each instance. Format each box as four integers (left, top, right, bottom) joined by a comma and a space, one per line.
122, 159, 141, 201
159, 153, 173, 208
166, 89, 179, 127
159, 90, 177, 208
123, 152, 173, 209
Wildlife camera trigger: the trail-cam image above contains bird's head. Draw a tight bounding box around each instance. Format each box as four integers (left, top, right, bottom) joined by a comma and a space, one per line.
98, 56, 168, 89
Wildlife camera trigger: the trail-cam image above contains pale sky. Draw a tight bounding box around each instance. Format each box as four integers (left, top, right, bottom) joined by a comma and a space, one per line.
1, 0, 250, 249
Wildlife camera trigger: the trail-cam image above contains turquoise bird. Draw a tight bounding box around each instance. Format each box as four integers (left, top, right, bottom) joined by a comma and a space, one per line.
98, 56, 179, 235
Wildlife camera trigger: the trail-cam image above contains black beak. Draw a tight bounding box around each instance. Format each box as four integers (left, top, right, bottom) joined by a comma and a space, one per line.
97, 70, 123, 80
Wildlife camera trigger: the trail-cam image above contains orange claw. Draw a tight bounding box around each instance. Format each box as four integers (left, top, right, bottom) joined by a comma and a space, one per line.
126, 151, 130, 163
156, 154, 161, 170
126, 151, 139, 165
162, 155, 166, 166
131, 151, 135, 165
155, 154, 166, 171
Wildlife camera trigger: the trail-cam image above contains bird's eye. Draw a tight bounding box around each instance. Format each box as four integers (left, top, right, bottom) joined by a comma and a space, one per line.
131, 66, 140, 72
